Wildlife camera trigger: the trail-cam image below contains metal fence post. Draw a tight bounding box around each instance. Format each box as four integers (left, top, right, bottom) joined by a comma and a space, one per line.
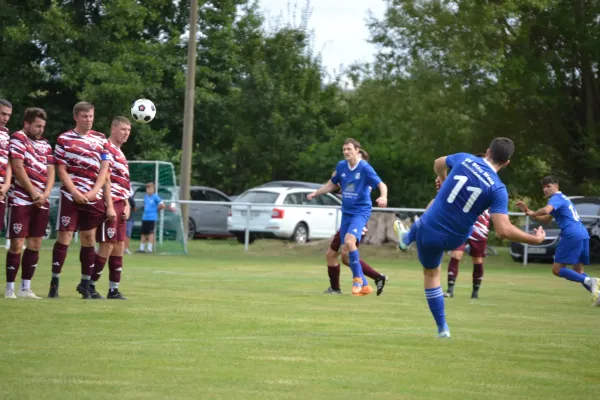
523, 215, 530, 266
244, 204, 251, 251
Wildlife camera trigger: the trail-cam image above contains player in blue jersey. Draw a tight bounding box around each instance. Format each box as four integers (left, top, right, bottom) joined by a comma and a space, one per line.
308, 138, 388, 296
394, 138, 547, 338
516, 176, 599, 305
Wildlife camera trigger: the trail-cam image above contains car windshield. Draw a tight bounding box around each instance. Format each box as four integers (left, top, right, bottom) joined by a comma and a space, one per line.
235, 191, 279, 204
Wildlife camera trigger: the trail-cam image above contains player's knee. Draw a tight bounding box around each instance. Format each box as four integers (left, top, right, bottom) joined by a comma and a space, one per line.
57, 231, 73, 246
343, 237, 357, 251
112, 242, 125, 256
450, 250, 463, 260
551, 264, 562, 276
80, 230, 96, 246
9, 239, 25, 253
472, 256, 483, 264
26, 238, 42, 251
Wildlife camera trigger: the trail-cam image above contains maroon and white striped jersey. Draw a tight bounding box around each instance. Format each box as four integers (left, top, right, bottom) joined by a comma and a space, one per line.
54, 130, 109, 202
8, 130, 54, 208
106, 140, 130, 201
0, 127, 10, 185
469, 209, 490, 242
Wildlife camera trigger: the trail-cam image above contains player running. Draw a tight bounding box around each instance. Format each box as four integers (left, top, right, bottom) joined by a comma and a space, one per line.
394, 138, 546, 338
309, 138, 388, 296
516, 176, 600, 305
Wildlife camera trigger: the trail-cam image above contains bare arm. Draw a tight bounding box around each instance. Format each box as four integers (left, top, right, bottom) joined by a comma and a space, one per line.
491, 213, 546, 245
11, 158, 40, 200
375, 182, 388, 207
85, 160, 110, 200
434, 156, 448, 182
516, 201, 554, 224
103, 176, 116, 220
307, 180, 338, 200
1, 162, 12, 198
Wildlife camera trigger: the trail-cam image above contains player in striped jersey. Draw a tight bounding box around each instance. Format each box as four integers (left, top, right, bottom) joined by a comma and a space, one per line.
48, 102, 113, 299
0, 99, 14, 234
4, 108, 54, 299
90, 116, 131, 300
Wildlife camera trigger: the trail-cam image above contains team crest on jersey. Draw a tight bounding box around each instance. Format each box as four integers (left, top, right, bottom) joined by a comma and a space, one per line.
346, 183, 355, 192
12, 223, 22, 234
61, 216, 71, 227
355, 173, 360, 180
107, 228, 116, 238
89, 143, 97, 150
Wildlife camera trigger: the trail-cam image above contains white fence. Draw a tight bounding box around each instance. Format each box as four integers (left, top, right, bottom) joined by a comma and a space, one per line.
176, 200, 600, 266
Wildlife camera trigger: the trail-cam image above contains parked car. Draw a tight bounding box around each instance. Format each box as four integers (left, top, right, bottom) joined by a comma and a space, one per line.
256, 180, 342, 199
188, 186, 232, 239
510, 196, 600, 263
227, 187, 342, 244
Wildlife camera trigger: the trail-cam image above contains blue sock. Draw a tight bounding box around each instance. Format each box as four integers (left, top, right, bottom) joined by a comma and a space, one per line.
558, 268, 586, 283
349, 250, 362, 282
403, 223, 418, 246
345, 263, 368, 286
581, 273, 591, 292
425, 286, 447, 333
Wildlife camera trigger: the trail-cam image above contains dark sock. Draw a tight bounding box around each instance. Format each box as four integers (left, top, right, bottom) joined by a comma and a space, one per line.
79, 246, 96, 278
52, 242, 69, 275
327, 264, 340, 290
447, 257, 460, 283
108, 256, 123, 284
360, 260, 381, 280
21, 249, 39, 280
473, 263, 484, 288
92, 255, 107, 283
5, 251, 21, 283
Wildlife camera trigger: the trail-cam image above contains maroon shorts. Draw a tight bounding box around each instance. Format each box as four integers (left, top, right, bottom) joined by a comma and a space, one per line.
7, 205, 50, 238
96, 200, 126, 243
455, 238, 487, 258
0, 201, 5, 232
57, 193, 106, 232
329, 229, 365, 252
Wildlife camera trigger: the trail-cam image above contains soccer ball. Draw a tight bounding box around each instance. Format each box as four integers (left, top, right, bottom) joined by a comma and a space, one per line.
131, 99, 156, 123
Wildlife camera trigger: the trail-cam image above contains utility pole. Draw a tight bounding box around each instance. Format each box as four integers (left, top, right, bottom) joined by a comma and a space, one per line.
180, 0, 198, 241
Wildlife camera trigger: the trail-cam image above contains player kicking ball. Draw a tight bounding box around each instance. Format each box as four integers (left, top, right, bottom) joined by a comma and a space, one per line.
308, 138, 388, 296
394, 138, 546, 338
516, 176, 600, 305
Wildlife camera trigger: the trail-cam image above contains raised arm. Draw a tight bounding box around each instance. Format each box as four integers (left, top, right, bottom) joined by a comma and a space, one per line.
516, 201, 554, 224
491, 213, 546, 245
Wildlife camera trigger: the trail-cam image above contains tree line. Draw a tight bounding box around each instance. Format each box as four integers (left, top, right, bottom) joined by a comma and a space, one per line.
1, 0, 598, 209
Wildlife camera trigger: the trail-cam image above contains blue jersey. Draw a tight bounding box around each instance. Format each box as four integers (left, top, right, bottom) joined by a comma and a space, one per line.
421, 153, 508, 237
547, 192, 589, 239
143, 193, 163, 221
330, 159, 382, 215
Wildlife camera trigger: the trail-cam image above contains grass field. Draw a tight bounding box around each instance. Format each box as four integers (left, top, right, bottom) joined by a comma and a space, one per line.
1, 239, 599, 399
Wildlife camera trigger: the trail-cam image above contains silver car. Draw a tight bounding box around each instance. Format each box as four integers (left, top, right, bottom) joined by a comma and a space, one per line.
188, 186, 232, 239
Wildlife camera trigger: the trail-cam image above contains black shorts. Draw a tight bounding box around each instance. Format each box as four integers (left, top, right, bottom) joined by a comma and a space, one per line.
141, 220, 156, 235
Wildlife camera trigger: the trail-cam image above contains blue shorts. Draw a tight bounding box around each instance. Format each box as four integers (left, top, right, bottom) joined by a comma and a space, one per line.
554, 236, 590, 265
339, 213, 370, 244
407, 220, 468, 269
126, 219, 134, 238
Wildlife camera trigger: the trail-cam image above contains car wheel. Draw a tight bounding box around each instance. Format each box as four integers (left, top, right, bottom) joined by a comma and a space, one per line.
291, 223, 308, 244
236, 233, 255, 245
188, 218, 196, 240
590, 237, 600, 263
511, 255, 522, 262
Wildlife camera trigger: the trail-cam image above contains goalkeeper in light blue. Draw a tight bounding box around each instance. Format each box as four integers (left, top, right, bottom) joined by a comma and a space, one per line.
394, 138, 546, 338
516, 176, 600, 305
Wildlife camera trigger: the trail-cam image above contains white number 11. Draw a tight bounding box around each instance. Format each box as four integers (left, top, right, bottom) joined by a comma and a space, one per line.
446, 175, 482, 213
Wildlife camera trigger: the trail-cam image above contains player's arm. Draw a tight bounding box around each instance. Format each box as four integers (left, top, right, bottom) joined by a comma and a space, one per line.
1, 162, 12, 199
39, 164, 56, 208
307, 180, 338, 200
103, 176, 116, 220
375, 181, 388, 207
491, 213, 546, 245
516, 201, 554, 223
85, 159, 110, 201
57, 164, 87, 204
10, 158, 40, 202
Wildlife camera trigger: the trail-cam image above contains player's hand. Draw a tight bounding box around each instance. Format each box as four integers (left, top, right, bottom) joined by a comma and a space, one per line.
83, 191, 97, 202
123, 204, 131, 220
515, 201, 530, 213
73, 191, 89, 204
376, 197, 387, 208
532, 226, 546, 244
33, 193, 46, 208
106, 206, 116, 221
307, 192, 316, 201
435, 176, 442, 192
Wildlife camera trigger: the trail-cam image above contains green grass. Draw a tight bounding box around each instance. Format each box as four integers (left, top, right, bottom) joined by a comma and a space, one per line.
1, 240, 599, 399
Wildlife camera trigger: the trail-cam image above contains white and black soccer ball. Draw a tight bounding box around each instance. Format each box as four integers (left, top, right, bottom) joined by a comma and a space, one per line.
131, 98, 156, 124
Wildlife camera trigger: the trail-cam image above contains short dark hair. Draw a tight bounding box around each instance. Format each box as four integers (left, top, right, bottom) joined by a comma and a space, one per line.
112, 116, 130, 127
359, 148, 370, 162
23, 107, 47, 124
146, 182, 155, 188
73, 101, 94, 115
475, 152, 486, 158
541, 176, 559, 186
343, 138, 361, 149
488, 137, 514, 164
0, 99, 12, 108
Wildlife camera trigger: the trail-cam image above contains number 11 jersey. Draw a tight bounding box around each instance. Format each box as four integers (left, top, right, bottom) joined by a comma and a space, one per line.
421, 153, 509, 238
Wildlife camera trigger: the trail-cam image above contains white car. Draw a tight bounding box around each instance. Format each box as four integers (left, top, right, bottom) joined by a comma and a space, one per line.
227, 187, 342, 244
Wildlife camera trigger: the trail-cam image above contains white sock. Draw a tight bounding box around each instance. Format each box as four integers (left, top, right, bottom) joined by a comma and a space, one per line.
81, 275, 91, 280
21, 280, 31, 290
139, 243, 145, 251
148, 243, 153, 252
52, 273, 60, 278
6, 282, 14, 291
109, 281, 119, 290
584, 277, 591, 287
